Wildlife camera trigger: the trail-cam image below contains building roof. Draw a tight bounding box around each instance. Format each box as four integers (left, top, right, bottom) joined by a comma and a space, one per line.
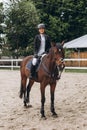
64, 35, 87, 48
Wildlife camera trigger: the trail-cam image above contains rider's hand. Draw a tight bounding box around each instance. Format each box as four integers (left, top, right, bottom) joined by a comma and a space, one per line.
34, 54, 38, 58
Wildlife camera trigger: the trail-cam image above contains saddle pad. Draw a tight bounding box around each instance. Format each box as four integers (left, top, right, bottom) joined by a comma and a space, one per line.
26, 59, 32, 71
26, 54, 47, 71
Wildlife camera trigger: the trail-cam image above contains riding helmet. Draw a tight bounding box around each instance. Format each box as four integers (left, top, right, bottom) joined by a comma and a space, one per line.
37, 23, 45, 29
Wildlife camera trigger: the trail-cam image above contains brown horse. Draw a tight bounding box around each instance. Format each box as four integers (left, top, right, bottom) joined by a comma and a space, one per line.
19, 43, 65, 118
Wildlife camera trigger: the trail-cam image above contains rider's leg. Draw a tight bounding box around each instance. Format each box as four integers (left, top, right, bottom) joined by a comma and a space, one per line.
30, 57, 37, 79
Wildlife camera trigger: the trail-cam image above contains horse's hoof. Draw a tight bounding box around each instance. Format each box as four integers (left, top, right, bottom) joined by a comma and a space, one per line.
41, 115, 47, 120
19, 93, 23, 99
24, 102, 32, 108
27, 104, 32, 108
24, 104, 27, 108
52, 112, 58, 118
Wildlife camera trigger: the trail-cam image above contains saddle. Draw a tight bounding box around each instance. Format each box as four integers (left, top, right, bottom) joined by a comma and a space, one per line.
26, 56, 41, 79
26, 54, 60, 80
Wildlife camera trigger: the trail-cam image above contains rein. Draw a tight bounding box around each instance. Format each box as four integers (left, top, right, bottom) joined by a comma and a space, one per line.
41, 60, 63, 79
41, 62, 51, 77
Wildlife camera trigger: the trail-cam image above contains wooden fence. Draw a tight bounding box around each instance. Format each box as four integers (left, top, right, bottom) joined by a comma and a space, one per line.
66, 52, 87, 67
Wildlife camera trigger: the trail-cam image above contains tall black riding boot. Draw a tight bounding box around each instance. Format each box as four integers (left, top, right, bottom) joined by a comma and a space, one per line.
30, 64, 35, 79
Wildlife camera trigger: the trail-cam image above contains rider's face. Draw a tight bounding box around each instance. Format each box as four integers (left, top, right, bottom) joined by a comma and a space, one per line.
39, 28, 45, 34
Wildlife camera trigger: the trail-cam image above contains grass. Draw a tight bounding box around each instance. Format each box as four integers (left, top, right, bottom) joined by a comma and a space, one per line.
0, 68, 20, 70
65, 69, 87, 73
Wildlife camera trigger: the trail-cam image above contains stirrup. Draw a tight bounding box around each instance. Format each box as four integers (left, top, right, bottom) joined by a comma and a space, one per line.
29, 74, 33, 79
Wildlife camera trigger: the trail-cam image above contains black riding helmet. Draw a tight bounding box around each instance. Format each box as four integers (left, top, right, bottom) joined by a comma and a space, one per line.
37, 23, 45, 29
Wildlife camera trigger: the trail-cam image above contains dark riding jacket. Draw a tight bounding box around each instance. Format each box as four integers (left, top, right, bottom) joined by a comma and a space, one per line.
34, 34, 51, 55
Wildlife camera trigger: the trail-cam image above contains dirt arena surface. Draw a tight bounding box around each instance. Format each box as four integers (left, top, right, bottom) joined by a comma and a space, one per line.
0, 70, 87, 130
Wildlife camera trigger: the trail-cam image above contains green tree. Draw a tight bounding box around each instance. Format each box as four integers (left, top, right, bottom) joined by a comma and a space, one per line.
4, 0, 87, 57
61, 0, 87, 40
32, 0, 69, 42
5, 0, 40, 58
32, 0, 87, 42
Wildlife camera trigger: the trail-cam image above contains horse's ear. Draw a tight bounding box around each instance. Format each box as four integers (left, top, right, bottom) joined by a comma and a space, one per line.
61, 40, 65, 46
51, 42, 56, 47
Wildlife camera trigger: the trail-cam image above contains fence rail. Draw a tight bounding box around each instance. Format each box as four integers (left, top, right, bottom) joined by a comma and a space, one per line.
64, 58, 87, 69
0, 59, 22, 70
0, 58, 87, 70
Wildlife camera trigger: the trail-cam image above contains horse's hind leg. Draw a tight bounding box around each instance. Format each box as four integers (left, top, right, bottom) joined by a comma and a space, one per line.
19, 82, 24, 99
19, 76, 27, 106
25, 79, 34, 106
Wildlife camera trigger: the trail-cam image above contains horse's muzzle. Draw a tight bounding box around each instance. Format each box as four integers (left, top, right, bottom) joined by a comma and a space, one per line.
58, 58, 65, 71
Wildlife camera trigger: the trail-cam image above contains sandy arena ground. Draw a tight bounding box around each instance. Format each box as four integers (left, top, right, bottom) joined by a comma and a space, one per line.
0, 70, 87, 130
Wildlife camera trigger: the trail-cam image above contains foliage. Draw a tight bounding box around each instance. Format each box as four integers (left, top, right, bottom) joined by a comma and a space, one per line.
32, 0, 87, 42
1, 0, 87, 58
64, 48, 74, 58
5, 0, 40, 58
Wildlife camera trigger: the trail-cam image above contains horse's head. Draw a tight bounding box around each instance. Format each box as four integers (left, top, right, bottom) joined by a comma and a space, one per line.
50, 41, 65, 71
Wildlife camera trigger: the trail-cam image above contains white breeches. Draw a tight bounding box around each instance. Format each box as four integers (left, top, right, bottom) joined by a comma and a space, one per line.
32, 58, 37, 66
32, 54, 47, 66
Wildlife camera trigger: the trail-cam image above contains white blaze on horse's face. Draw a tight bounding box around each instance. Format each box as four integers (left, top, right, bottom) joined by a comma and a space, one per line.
55, 46, 64, 66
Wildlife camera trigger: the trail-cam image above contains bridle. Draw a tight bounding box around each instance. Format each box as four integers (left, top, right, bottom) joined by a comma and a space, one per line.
55, 45, 65, 78
41, 45, 65, 79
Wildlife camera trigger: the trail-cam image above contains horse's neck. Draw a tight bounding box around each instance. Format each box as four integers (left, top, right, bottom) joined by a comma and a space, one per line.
43, 54, 56, 72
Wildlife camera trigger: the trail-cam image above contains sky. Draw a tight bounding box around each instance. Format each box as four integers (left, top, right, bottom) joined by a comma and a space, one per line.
0, 0, 9, 3
0, 0, 10, 8
0, 0, 10, 5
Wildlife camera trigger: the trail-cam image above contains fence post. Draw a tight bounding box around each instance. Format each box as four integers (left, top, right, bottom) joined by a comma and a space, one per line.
11, 59, 13, 70
16, 60, 18, 67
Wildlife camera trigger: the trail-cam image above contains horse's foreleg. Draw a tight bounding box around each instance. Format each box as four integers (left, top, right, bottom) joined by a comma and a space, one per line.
50, 83, 57, 117
40, 84, 46, 118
